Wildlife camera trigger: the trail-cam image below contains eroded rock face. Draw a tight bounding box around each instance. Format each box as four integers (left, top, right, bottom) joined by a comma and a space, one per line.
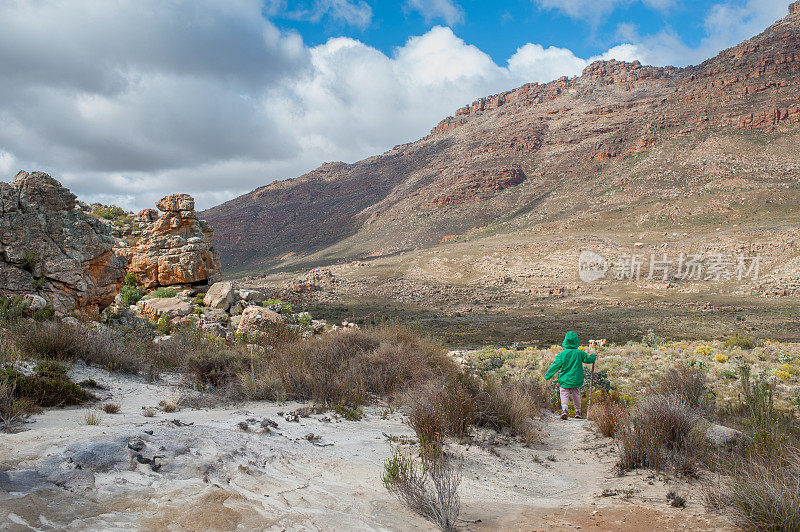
117, 194, 221, 288
0, 171, 126, 313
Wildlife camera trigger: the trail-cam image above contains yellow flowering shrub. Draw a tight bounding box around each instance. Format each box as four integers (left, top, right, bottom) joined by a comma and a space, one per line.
695, 345, 713, 357
773, 369, 792, 381
781, 363, 798, 376
715, 353, 729, 363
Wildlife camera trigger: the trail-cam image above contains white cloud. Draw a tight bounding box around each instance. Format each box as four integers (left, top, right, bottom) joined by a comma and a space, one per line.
0, 0, 789, 211
535, 0, 678, 25
614, 0, 789, 66
275, 0, 373, 29
405, 0, 465, 26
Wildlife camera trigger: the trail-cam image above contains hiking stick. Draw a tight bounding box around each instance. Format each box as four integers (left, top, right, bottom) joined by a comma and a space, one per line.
586, 361, 595, 421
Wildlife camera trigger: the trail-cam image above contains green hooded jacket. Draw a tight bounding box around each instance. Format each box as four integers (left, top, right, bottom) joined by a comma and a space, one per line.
544, 331, 596, 388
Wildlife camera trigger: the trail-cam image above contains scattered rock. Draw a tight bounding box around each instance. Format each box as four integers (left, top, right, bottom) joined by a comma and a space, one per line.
236, 305, 285, 335
137, 297, 192, 321
204, 281, 235, 311
705, 422, 742, 450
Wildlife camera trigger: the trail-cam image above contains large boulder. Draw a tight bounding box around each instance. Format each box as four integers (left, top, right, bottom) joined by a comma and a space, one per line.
0, 171, 126, 313
236, 305, 284, 335
705, 422, 743, 450
203, 281, 235, 311
137, 297, 192, 321
116, 193, 221, 288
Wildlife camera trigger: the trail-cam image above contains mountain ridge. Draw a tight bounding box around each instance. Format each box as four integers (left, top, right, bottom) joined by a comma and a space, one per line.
204, 3, 800, 275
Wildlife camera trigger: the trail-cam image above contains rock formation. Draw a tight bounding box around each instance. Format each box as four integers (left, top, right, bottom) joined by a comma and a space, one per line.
116, 193, 221, 288
0, 171, 126, 312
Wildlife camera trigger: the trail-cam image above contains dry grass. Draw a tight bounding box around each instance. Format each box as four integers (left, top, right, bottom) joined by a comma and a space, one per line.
617, 394, 704, 475
592, 400, 625, 437
84, 409, 102, 425
102, 403, 120, 414
382, 448, 462, 531
651, 362, 712, 412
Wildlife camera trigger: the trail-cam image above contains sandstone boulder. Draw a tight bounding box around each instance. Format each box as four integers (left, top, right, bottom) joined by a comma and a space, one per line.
137, 297, 192, 321
116, 193, 220, 288
705, 422, 743, 450
236, 305, 284, 335
204, 281, 235, 311
0, 171, 126, 313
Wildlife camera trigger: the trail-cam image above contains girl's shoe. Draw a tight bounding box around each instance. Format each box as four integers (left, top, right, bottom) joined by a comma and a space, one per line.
560, 412, 568, 420
574, 412, 582, 419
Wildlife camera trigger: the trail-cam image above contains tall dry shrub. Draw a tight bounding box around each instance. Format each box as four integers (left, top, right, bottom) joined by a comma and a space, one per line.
617, 394, 703, 475
651, 362, 712, 412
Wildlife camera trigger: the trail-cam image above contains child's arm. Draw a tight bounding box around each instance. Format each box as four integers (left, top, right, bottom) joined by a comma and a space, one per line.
583, 341, 597, 364
544, 352, 563, 380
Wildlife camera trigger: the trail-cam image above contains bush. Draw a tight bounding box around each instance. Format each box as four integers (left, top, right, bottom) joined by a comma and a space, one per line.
617, 394, 703, 475
0, 296, 27, 323
724, 335, 755, 350
593, 400, 625, 437
472, 376, 543, 444
651, 362, 713, 412
119, 285, 143, 307
738, 364, 790, 459
0, 373, 35, 431
148, 287, 177, 299
185, 347, 243, 388
12, 320, 149, 374
102, 403, 121, 414
382, 448, 462, 531
1, 366, 94, 407
712, 451, 800, 531
156, 315, 171, 335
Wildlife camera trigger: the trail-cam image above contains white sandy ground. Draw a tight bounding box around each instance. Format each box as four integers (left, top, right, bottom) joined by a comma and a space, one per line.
0, 364, 731, 531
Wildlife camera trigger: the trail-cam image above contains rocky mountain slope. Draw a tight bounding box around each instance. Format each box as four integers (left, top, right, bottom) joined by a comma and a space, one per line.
205, 3, 800, 280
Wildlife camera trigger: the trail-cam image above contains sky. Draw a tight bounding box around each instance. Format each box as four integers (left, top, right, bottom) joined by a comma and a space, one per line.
0, 0, 792, 211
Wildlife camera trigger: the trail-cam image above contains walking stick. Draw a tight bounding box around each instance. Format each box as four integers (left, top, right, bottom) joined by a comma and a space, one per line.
586, 339, 596, 421
586, 360, 595, 421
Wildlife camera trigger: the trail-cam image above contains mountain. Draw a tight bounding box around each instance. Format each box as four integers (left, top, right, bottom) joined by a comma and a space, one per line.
204, 2, 800, 277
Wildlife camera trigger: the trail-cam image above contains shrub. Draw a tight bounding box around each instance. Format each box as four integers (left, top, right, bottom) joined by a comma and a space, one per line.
21, 251, 37, 274
102, 403, 120, 414
472, 376, 542, 444
724, 335, 755, 350
382, 448, 462, 531
84, 409, 102, 425
119, 285, 143, 307
617, 394, 703, 475
738, 364, 789, 459
148, 287, 177, 299
593, 400, 625, 437
1, 366, 94, 407
156, 315, 171, 335
0, 296, 27, 323
651, 362, 713, 412
715, 353, 729, 363
716, 451, 800, 530
185, 348, 243, 388
694, 345, 713, 357
0, 373, 35, 431
642, 329, 667, 347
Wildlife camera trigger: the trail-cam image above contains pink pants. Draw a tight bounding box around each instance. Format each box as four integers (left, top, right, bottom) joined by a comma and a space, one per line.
560, 387, 581, 415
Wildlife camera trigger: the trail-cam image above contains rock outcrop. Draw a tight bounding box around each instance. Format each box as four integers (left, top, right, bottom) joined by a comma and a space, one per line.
0, 171, 126, 312
116, 194, 221, 288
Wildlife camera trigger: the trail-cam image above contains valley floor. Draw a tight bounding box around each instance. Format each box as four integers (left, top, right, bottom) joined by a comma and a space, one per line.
0, 366, 729, 531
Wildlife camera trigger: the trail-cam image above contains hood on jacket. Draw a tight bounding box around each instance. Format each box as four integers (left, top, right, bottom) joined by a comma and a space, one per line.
562, 331, 580, 349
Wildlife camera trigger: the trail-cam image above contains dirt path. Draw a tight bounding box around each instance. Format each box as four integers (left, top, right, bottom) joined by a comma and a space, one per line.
0, 366, 730, 531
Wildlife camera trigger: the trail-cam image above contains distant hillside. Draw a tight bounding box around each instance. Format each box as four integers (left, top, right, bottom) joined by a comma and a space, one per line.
204, 2, 800, 275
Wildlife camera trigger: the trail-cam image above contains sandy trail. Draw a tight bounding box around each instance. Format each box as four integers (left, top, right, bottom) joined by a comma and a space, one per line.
1, 365, 729, 531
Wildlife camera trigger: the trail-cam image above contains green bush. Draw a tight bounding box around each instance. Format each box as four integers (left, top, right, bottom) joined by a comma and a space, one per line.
148, 287, 177, 299
21, 252, 37, 274
156, 315, 172, 335
124, 272, 137, 287
91, 204, 128, 220
1, 366, 94, 407
119, 285, 143, 307
0, 296, 27, 322
724, 335, 755, 349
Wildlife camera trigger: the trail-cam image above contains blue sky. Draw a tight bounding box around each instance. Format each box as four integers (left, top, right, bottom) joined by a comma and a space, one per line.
0, 0, 792, 210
